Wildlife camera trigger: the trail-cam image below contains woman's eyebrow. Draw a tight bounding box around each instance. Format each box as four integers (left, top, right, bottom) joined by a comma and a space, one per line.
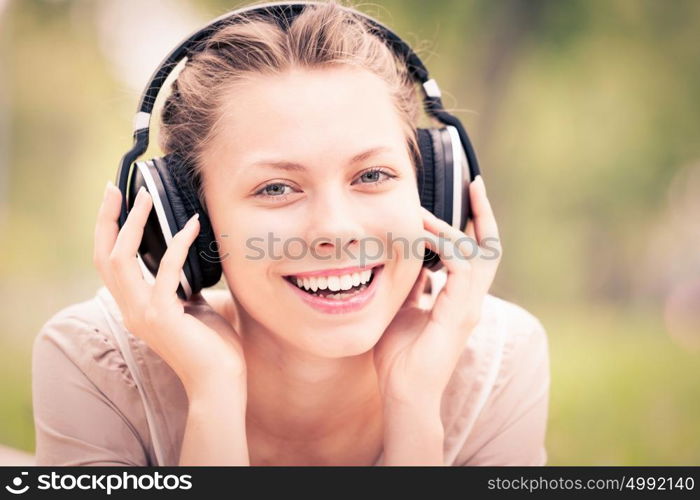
248, 145, 392, 172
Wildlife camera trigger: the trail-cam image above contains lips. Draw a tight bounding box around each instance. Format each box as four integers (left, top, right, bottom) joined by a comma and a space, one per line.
283, 262, 383, 279
283, 265, 379, 295
283, 264, 384, 314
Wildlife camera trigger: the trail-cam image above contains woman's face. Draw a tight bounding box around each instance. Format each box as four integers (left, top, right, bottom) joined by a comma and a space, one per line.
200, 65, 425, 358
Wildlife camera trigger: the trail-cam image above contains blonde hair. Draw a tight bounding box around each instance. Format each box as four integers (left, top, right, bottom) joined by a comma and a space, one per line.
160, 0, 422, 207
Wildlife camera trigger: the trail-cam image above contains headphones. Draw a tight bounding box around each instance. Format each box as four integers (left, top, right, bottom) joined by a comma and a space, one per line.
116, 1, 482, 301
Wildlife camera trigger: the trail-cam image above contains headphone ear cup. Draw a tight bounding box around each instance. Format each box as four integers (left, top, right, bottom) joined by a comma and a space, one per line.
416, 128, 442, 271
127, 160, 170, 280
128, 158, 201, 299
416, 128, 435, 214
157, 154, 223, 293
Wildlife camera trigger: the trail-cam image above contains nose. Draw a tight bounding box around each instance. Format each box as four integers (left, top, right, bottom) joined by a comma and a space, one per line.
304, 188, 364, 261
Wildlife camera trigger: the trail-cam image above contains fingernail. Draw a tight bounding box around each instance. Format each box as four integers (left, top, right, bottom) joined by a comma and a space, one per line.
187, 213, 200, 226
136, 186, 149, 204
103, 180, 112, 198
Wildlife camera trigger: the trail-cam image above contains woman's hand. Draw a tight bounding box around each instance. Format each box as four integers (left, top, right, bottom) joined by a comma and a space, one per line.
373, 175, 502, 412
93, 181, 246, 399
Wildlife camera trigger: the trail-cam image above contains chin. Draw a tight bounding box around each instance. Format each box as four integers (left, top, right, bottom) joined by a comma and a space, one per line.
295, 322, 386, 359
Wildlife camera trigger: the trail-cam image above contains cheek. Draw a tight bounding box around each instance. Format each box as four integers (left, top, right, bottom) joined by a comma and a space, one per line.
374, 201, 424, 262
211, 207, 290, 260
206, 208, 272, 293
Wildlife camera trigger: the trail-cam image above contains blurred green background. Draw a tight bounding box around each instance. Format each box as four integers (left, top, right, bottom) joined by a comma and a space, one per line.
1, 0, 698, 465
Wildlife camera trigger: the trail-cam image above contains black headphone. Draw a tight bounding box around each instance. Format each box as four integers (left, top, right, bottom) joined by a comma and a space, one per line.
116, 0, 482, 301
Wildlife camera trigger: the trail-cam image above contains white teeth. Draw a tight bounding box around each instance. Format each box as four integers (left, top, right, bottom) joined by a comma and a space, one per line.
340, 275, 353, 291
290, 267, 376, 293
327, 275, 341, 291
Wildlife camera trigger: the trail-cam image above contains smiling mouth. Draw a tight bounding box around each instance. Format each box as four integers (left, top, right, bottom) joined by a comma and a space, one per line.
283, 265, 383, 300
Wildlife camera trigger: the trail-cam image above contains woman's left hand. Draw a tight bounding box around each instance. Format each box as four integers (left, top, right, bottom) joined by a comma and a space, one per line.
373, 175, 502, 412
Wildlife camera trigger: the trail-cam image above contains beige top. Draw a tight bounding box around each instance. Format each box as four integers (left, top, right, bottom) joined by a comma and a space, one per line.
31, 271, 550, 466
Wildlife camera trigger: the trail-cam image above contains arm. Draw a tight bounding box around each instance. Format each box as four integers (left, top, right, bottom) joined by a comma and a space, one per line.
179, 378, 250, 466
93, 178, 250, 465
382, 282, 445, 466
381, 400, 445, 466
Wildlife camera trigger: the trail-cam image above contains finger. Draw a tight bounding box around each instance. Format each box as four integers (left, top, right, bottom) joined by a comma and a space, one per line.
422, 230, 470, 300
402, 267, 429, 309
420, 206, 476, 262
420, 213, 491, 303
460, 178, 504, 313
183, 291, 210, 313
470, 176, 501, 248
109, 186, 152, 303
414, 232, 476, 359
464, 217, 476, 241
152, 213, 201, 308
93, 181, 122, 286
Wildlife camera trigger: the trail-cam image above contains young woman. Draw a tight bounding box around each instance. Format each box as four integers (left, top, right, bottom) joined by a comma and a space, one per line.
32, 0, 550, 466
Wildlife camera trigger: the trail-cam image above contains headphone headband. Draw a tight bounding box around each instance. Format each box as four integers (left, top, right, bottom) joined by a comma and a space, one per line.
116, 0, 479, 228
136, 1, 431, 119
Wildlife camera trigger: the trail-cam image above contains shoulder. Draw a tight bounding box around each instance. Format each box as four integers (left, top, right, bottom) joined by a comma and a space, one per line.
477, 294, 549, 411
438, 292, 550, 465
31, 288, 154, 461
443, 289, 548, 382
449, 292, 549, 404
427, 269, 547, 360
482, 293, 549, 375
33, 289, 138, 391
426, 269, 549, 407
439, 292, 550, 446
33, 287, 194, 465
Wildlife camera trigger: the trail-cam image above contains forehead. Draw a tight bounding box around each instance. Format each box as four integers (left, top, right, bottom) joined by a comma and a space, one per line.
205, 66, 406, 166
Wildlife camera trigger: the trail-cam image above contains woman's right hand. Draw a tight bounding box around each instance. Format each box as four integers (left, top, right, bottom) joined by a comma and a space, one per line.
93, 181, 247, 399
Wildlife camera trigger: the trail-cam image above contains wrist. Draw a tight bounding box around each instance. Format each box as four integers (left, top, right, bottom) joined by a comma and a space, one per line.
382, 402, 444, 466
384, 399, 443, 431
180, 376, 249, 466
184, 370, 247, 406
185, 379, 248, 435
383, 392, 442, 416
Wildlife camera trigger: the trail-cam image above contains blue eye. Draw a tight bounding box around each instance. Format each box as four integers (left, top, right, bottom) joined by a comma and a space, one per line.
256, 183, 293, 198
253, 168, 396, 203
353, 168, 396, 186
